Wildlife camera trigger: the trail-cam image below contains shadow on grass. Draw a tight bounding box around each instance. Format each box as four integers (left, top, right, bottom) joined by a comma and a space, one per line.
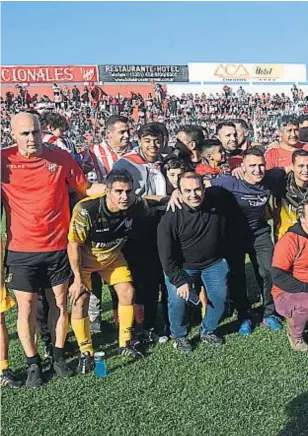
278, 393, 308, 436
218, 320, 241, 336
8, 332, 19, 341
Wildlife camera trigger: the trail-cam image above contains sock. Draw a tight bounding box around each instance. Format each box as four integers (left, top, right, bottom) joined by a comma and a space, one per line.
27, 354, 41, 367
53, 347, 64, 362
71, 317, 94, 356
118, 304, 134, 348
0, 360, 9, 374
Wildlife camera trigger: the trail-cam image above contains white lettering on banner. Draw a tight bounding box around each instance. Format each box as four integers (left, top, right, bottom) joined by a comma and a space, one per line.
1, 66, 88, 83
27, 69, 37, 82
18, 69, 27, 82
7, 67, 71, 83
105, 65, 179, 74
65, 67, 74, 81
1, 69, 10, 81
54, 68, 63, 81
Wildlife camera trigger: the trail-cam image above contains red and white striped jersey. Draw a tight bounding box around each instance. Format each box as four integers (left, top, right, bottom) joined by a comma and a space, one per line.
42, 132, 74, 154
83, 140, 133, 183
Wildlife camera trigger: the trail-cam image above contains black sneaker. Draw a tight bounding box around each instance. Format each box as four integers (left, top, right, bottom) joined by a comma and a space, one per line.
25, 364, 44, 388
173, 337, 192, 353
118, 340, 145, 359
90, 319, 102, 333
53, 358, 74, 377
143, 328, 169, 344
201, 332, 224, 346
0, 369, 22, 389
43, 343, 53, 361
164, 324, 171, 338
76, 352, 95, 374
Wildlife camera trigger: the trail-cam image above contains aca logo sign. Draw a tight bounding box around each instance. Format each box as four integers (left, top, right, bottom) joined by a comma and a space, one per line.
214, 64, 250, 79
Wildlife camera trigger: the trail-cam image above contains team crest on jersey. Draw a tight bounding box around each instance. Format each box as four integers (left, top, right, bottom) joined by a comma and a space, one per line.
5, 273, 12, 283
46, 163, 58, 173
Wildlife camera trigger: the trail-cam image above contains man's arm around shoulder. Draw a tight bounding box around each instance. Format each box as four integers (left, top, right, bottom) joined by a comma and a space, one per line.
158, 210, 190, 300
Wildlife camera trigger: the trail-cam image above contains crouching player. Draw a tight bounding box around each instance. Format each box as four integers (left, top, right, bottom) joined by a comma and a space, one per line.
68, 170, 151, 373
271, 199, 308, 352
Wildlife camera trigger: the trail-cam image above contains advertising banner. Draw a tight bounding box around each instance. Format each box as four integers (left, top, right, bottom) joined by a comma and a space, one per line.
188, 63, 307, 83
98, 65, 189, 82
1, 65, 98, 84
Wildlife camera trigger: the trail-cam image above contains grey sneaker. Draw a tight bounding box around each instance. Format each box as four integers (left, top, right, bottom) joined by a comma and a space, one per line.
25, 364, 44, 388
173, 337, 192, 353
53, 358, 74, 377
287, 332, 308, 352
201, 332, 224, 346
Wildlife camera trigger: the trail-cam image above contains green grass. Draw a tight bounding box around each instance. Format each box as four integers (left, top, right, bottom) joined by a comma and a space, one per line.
2, 268, 308, 436
1, 214, 308, 436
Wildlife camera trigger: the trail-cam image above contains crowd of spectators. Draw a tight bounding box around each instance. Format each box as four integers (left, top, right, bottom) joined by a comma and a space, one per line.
1, 83, 308, 149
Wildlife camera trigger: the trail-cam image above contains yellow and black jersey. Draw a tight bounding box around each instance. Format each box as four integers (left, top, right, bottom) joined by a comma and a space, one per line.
68, 194, 163, 267
271, 171, 308, 241
273, 196, 297, 241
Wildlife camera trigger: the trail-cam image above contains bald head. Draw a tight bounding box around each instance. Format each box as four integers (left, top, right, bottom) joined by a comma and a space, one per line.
11, 112, 42, 158
11, 112, 40, 133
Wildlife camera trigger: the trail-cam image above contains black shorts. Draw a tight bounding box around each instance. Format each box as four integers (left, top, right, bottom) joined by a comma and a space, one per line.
5, 250, 71, 293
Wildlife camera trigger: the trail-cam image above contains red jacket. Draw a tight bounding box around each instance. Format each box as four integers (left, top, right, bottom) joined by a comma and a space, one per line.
271, 223, 308, 299
195, 162, 221, 178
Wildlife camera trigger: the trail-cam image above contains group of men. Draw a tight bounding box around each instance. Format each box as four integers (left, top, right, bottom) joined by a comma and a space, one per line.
1, 111, 308, 389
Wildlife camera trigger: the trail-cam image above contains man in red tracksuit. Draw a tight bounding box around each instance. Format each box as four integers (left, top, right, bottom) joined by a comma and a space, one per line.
271, 199, 308, 352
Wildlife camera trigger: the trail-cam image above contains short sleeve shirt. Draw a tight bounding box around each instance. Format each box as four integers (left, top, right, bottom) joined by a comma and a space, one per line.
1, 145, 88, 252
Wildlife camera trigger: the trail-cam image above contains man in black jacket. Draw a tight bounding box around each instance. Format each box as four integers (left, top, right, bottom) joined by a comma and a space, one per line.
157, 172, 231, 352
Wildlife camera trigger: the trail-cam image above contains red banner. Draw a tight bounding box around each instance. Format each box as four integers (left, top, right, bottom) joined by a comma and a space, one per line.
1, 65, 98, 84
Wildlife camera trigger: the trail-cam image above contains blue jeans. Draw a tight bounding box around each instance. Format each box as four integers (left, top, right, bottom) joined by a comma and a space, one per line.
165, 259, 229, 339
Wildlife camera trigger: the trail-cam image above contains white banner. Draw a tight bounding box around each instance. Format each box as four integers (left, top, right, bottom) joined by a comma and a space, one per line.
188, 63, 307, 83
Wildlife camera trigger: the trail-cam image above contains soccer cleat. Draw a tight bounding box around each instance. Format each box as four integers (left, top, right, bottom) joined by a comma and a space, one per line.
25, 364, 44, 388
287, 332, 308, 352
238, 319, 253, 336
43, 343, 53, 361
0, 369, 22, 389
118, 340, 145, 359
76, 352, 95, 374
90, 319, 102, 333
201, 332, 224, 346
173, 337, 192, 353
262, 315, 282, 331
53, 358, 74, 377
142, 328, 169, 344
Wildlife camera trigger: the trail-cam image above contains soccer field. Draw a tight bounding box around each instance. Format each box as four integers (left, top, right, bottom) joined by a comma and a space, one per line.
2, 266, 308, 436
